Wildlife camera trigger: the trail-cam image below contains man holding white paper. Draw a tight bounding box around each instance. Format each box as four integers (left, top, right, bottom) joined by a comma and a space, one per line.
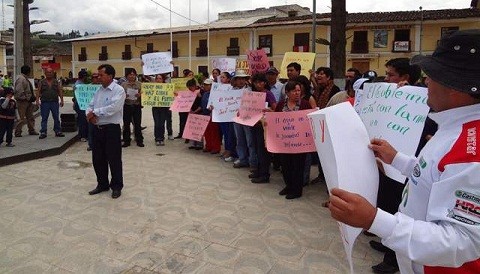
329, 29, 480, 274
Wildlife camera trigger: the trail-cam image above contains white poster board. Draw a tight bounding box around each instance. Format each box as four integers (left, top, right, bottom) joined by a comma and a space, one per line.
308, 102, 379, 273
357, 83, 429, 182
211, 58, 236, 74
208, 83, 244, 122
142, 52, 174, 75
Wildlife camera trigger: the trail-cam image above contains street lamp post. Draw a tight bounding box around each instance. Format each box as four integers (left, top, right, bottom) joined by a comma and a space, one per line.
419, 6, 423, 55
13, 0, 23, 78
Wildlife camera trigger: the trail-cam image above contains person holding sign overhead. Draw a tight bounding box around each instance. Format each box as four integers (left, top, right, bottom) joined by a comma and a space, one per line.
121, 68, 144, 147
329, 29, 480, 274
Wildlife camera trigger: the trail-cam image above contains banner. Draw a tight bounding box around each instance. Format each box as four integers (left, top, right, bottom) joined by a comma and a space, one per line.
246, 49, 270, 75
171, 78, 191, 92
279, 52, 316, 79
141, 83, 175, 107
141, 52, 173, 75
357, 83, 429, 182
208, 84, 244, 122
264, 109, 316, 153
74, 84, 101, 110
308, 102, 379, 273
182, 114, 210, 142
211, 58, 236, 74
236, 60, 250, 75
169, 90, 198, 112
233, 91, 266, 126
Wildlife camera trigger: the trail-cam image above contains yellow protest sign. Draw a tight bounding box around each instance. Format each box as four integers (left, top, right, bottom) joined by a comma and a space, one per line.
171, 78, 190, 92
279, 52, 316, 79
141, 83, 175, 107
236, 60, 250, 75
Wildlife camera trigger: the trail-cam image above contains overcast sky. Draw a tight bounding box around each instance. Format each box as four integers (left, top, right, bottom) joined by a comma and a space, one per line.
1, 0, 473, 34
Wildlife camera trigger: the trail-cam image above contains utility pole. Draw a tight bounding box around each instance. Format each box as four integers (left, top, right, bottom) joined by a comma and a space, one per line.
22, 0, 33, 71
311, 0, 316, 69
14, 0, 24, 78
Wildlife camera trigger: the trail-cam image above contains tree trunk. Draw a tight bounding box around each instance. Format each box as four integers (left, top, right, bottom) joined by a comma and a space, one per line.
330, 0, 346, 80
22, 0, 32, 71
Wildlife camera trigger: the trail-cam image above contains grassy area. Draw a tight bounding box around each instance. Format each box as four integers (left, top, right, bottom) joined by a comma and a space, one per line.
63, 87, 74, 97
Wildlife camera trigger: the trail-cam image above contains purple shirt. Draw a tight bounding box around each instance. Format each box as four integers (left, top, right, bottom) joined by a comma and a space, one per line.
264, 90, 276, 108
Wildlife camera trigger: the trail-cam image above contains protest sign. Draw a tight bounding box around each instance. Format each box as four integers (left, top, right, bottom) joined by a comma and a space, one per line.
357, 83, 429, 182
246, 49, 270, 75
141, 83, 175, 107
279, 52, 316, 79
264, 109, 316, 153
169, 90, 198, 112
74, 84, 101, 110
236, 60, 250, 75
182, 114, 210, 141
308, 102, 379, 273
233, 91, 266, 126
141, 52, 173, 75
171, 78, 191, 92
211, 58, 236, 74
208, 84, 244, 122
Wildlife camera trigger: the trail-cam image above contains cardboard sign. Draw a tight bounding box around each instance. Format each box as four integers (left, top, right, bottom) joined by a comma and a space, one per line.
171, 78, 191, 92
74, 84, 101, 110
279, 52, 316, 79
169, 90, 198, 112
308, 102, 379, 273
246, 49, 270, 75
357, 83, 429, 182
182, 114, 210, 141
141, 52, 174, 75
211, 58, 236, 74
233, 91, 266, 126
236, 60, 250, 75
141, 83, 175, 107
265, 109, 316, 153
208, 84, 244, 122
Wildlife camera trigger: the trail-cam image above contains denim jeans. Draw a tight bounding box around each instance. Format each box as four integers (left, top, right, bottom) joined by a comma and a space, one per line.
40, 101, 61, 134
152, 107, 173, 141
234, 122, 256, 167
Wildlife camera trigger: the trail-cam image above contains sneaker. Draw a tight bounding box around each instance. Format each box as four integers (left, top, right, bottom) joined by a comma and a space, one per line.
80, 138, 87, 142
224, 156, 235, 162
156, 141, 161, 146
55, 132, 65, 137
159, 141, 165, 146
39, 133, 47, 139
233, 159, 241, 165
168, 135, 174, 140
6, 143, 15, 147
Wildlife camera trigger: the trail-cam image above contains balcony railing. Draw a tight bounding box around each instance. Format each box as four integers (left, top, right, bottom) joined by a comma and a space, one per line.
196, 47, 208, 57
227, 46, 240, 56
99, 53, 108, 61
78, 54, 87, 62
351, 41, 369, 53
122, 51, 132, 60
293, 45, 309, 52
392, 40, 411, 52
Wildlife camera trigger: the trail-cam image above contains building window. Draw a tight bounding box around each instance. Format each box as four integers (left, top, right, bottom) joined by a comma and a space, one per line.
172, 41, 179, 58
293, 33, 309, 52
259, 35, 272, 56
122, 45, 132, 60
351, 31, 368, 53
198, 65, 208, 77
99, 46, 108, 61
441, 27, 459, 38
196, 39, 208, 57
78, 47, 87, 61
147, 43, 154, 53
227, 37, 240, 56
392, 29, 411, 52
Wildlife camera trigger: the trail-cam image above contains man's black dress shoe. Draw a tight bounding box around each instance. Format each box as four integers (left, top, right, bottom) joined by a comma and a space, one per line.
369, 240, 389, 253
251, 177, 269, 184
111, 190, 121, 199
88, 188, 109, 195
286, 193, 302, 199
278, 187, 288, 196
371, 262, 399, 273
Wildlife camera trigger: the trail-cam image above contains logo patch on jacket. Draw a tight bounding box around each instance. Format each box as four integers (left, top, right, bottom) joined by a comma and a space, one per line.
449, 190, 480, 224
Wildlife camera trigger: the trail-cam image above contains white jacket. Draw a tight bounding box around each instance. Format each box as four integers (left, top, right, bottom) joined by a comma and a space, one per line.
369, 104, 480, 274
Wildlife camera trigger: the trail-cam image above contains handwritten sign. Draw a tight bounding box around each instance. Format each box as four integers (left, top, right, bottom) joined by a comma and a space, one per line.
169, 90, 198, 112
246, 49, 270, 75
141, 83, 175, 107
211, 58, 236, 74
357, 83, 429, 182
208, 84, 244, 122
265, 109, 316, 153
233, 91, 266, 126
279, 52, 316, 79
236, 60, 250, 75
74, 84, 101, 110
141, 52, 173, 75
308, 102, 379, 273
182, 114, 210, 142
171, 78, 191, 92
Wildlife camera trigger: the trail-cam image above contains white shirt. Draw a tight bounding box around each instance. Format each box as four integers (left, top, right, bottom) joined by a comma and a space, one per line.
86, 81, 125, 125
269, 81, 284, 102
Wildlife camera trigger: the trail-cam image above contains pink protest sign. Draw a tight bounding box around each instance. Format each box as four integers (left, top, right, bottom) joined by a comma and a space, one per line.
182, 114, 210, 141
265, 109, 316, 153
169, 90, 198, 112
246, 49, 270, 75
233, 91, 266, 126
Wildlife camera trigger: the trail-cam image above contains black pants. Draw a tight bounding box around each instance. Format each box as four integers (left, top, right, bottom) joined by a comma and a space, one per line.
179, 112, 189, 137
252, 124, 270, 178
280, 153, 307, 196
152, 107, 172, 141
0, 118, 14, 144
122, 104, 143, 144
92, 124, 123, 191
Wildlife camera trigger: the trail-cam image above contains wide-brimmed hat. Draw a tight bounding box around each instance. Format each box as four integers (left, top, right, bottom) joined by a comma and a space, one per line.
231, 69, 250, 79
411, 29, 480, 95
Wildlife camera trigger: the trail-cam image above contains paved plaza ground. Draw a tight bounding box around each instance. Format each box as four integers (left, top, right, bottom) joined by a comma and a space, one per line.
0, 106, 383, 273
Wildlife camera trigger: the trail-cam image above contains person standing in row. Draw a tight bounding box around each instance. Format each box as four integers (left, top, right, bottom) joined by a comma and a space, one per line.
14, 65, 39, 137
86, 64, 126, 199
37, 68, 65, 139
0, 87, 17, 147
152, 74, 173, 146
121, 68, 144, 147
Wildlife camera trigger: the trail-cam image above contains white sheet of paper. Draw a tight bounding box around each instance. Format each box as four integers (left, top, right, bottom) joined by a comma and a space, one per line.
308, 102, 379, 273
126, 88, 138, 99
209, 84, 244, 122
357, 83, 429, 182
142, 52, 174, 75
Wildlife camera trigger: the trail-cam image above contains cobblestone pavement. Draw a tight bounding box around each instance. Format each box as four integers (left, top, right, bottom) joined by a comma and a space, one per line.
0, 107, 382, 273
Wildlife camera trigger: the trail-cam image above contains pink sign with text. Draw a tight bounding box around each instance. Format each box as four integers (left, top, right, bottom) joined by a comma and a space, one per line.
246, 49, 270, 75
182, 114, 210, 141
265, 109, 316, 153
233, 91, 266, 126
169, 90, 198, 112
